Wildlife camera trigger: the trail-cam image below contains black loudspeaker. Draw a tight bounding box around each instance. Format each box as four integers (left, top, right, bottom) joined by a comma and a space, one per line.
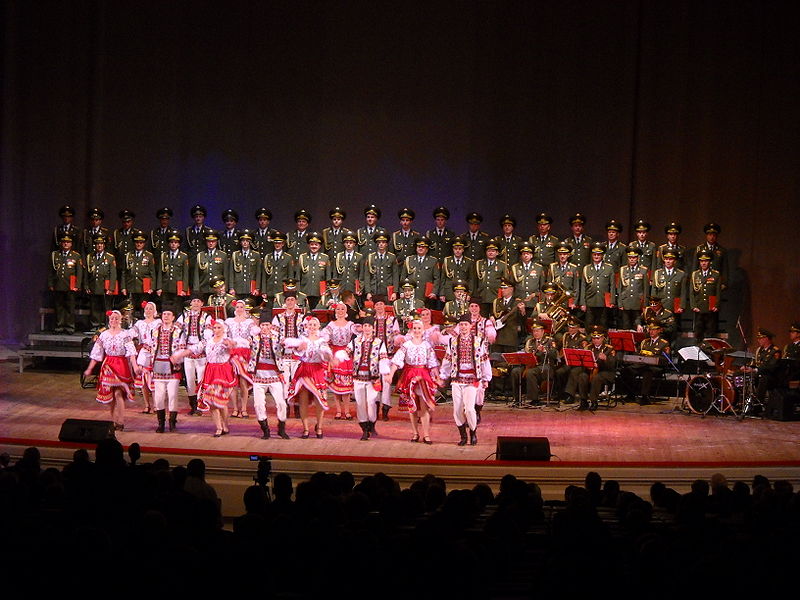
58, 419, 116, 443
765, 389, 800, 421
496, 436, 551, 461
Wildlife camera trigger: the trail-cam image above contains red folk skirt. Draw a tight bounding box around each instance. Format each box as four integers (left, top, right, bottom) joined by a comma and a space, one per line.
230, 347, 253, 386
394, 366, 438, 413
328, 344, 354, 394
96, 356, 134, 404
197, 362, 238, 411
287, 362, 329, 410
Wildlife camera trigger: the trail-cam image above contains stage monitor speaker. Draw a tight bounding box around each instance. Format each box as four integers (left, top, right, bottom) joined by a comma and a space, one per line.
496, 436, 551, 461
58, 419, 116, 443
765, 389, 800, 421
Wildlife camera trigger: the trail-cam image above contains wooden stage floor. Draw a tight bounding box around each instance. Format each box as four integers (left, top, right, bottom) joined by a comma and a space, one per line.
2, 361, 799, 514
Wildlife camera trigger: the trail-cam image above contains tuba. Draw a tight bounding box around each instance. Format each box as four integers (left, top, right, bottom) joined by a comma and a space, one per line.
544, 282, 572, 335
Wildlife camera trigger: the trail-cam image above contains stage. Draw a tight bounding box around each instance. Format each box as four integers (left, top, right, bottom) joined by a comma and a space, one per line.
1, 360, 799, 516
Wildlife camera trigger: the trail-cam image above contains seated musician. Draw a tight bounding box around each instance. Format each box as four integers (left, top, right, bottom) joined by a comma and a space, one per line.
556, 316, 588, 404
784, 322, 800, 386
621, 320, 670, 406
443, 280, 470, 322
510, 320, 558, 406
533, 282, 569, 342
742, 328, 782, 405
568, 325, 616, 411
206, 278, 236, 318
393, 279, 425, 331
642, 297, 676, 344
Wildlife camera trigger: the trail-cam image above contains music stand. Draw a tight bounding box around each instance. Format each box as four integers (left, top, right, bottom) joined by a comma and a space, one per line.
608, 330, 638, 353
563, 348, 596, 369
503, 352, 538, 408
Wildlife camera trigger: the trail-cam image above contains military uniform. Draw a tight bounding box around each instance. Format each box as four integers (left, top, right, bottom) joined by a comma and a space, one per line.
439, 254, 476, 301
218, 227, 242, 256
287, 228, 312, 258
555, 327, 588, 400
295, 244, 331, 307
650, 265, 688, 314
227, 246, 263, 299
85, 248, 118, 328
475, 256, 509, 311
393, 294, 425, 331
252, 208, 275, 255
571, 335, 617, 411
81, 208, 110, 257
193, 246, 229, 295
616, 259, 650, 330
622, 329, 670, 404
357, 225, 383, 257
642, 304, 677, 343
628, 239, 657, 273
124, 247, 157, 312
527, 233, 560, 269
511, 259, 545, 308
49, 242, 84, 334
207, 288, 237, 319
149, 208, 174, 267
750, 331, 782, 404
156, 246, 190, 315
563, 234, 594, 271
365, 248, 399, 299
443, 298, 470, 322
462, 230, 491, 263
655, 223, 686, 271
425, 227, 456, 263
262, 244, 295, 301
492, 293, 524, 351
547, 260, 581, 302
689, 263, 722, 342
580, 255, 616, 330
511, 331, 558, 405
391, 229, 421, 265
272, 289, 309, 311
603, 240, 627, 274
322, 228, 346, 258
401, 250, 440, 304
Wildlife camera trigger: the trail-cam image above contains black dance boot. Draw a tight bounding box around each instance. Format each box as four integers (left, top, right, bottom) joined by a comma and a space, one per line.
469, 428, 478, 446
188, 395, 199, 416
258, 419, 270, 440
359, 422, 370, 441
369, 420, 378, 437
155, 410, 166, 433
168, 411, 178, 432
381, 404, 391, 421
277, 420, 290, 439
475, 404, 483, 424
457, 424, 468, 446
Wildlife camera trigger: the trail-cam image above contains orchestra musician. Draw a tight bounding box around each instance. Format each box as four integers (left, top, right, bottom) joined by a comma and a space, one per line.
555, 316, 588, 404
510, 320, 558, 407
741, 328, 782, 407
568, 325, 617, 411
621, 321, 670, 406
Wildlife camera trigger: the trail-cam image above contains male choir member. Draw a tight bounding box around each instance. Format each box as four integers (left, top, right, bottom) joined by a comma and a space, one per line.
580, 242, 615, 330
356, 204, 382, 257
616, 247, 649, 331
333, 230, 364, 295
392, 208, 421, 265
426, 206, 456, 263
85, 234, 118, 330
227, 230, 263, 301
690, 249, 722, 342
365, 230, 399, 302
296, 231, 330, 310
49, 233, 84, 335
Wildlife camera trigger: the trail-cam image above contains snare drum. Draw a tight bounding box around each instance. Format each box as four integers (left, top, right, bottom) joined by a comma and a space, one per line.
685, 374, 735, 414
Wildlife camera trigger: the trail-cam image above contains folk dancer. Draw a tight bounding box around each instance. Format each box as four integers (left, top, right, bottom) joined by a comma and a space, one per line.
225, 300, 258, 418
145, 308, 185, 432
131, 301, 161, 414
247, 315, 291, 439
323, 303, 359, 420
347, 316, 389, 440
439, 314, 491, 446
177, 294, 213, 415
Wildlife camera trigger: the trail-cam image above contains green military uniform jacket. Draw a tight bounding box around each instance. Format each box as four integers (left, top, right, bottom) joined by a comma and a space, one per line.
511, 261, 545, 308
628, 240, 657, 273
498, 235, 525, 268
649, 267, 687, 313
603, 241, 627, 274
365, 251, 399, 297
547, 261, 580, 300
462, 231, 491, 263
124, 250, 156, 293
527, 234, 560, 268
402, 255, 440, 301
272, 291, 309, 311
252, 228, 274, 255
295, 252, 331, 297
580, 263, 615, 308
439, 256, 476, 301
49, 250, 84, 291
492, 296, 524, 347
193, 249, 229, 294
286, 229, 311, 258
156, 250, 190, 295
227, 249, 263, 295
334, 250, 364, 294
322, 227, 346, 258
85, 251, 118, 295
261, 249, 294, 298
562, 235, 593, 270
476, 258, 509, 304
356, 226, 382, 257
655, 243, 687, 271
392, 229, 421, 264
689, 268, 722, 313
425, 227, 456, 262
616, 265, 650, 310
393, 296, 425, 330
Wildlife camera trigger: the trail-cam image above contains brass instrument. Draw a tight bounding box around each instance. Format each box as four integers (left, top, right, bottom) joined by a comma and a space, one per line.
532, 282, 572, 334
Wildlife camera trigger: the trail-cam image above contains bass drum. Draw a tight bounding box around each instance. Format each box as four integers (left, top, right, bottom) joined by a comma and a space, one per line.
685, 375, 735, 414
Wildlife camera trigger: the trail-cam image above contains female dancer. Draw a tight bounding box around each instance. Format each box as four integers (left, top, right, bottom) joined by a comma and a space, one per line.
173, 320, 240, 437
225, 300, 257, 418
84, 310, 140, 430
323, 303, 359, 419
386, 318, 442, 444
132, 300, 161, 414
284, 316, 332, 439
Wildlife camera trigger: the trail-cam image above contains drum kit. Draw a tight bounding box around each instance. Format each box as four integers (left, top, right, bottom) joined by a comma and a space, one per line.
680, 337, 757, 418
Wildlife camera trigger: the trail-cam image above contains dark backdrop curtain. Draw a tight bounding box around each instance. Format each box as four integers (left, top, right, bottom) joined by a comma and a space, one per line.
1, 0, 797, 346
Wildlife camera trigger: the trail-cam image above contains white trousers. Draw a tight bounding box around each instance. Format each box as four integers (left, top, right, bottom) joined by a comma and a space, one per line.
475, 385, 485, 407
452, 382, 478, 430
281, 358, 299, 403
253, 381, 287, 422
184, 356, 207, 396
154, 379, 180, 411
354, 380, 379, 422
